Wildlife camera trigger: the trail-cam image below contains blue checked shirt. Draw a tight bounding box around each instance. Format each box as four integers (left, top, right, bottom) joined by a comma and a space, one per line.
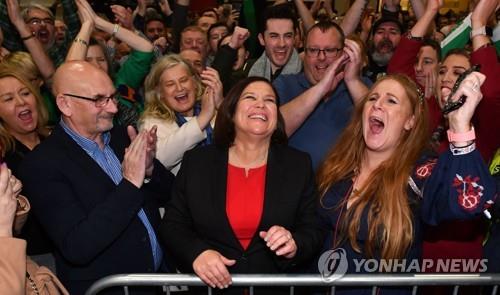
60, 120, 163, 271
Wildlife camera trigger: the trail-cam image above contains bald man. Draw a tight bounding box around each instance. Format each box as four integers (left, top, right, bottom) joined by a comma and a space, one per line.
19, 61, 175, 294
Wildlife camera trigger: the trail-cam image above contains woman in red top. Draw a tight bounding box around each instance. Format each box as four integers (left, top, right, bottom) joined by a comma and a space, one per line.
159, 77, 323, 292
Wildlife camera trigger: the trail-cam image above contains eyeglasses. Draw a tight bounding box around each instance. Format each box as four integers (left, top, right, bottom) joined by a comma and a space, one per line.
27, 18, 55, 26
305, 47, 343, 58
64, 92, 119, 108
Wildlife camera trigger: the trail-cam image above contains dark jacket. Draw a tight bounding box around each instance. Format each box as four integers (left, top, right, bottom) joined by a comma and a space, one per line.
18, 124, 175, 295
160, 144, 324, 276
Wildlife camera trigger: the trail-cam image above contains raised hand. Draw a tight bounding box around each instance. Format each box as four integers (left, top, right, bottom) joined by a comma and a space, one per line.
200, 67, 223, 109
111, 5, 134, 30
75, 0, 95, 27
343, 39, 363, 83
471, 0, 500, 27
229, 26, 250, 49
259, 225, 297, 258
424, 69, 437, 99
317, 52, 349, 95
144, 125, 157, 177
6, 0, 25, 28
0, 164, 17, 238
447, 72, 486, 134
193, 250, 235, 289
122, 126, 148, 188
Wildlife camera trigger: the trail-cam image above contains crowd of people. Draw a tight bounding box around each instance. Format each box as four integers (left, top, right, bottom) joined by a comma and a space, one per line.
0, 0, 498, 294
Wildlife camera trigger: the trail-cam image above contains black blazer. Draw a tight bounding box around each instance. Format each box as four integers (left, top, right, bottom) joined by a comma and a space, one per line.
159, 144, 324, 275
18, 125, 175, 295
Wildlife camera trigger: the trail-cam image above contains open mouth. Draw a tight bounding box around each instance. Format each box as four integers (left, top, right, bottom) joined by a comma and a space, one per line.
38, 29, 49, 37
18, 109, 33, 122
274, 50, 287, 60
369, 116, 384, 134
174, 93, 189, 103
248, 113, 267, 121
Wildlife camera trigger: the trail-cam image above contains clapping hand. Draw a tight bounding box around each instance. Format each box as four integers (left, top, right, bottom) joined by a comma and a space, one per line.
0, 164, 17, 238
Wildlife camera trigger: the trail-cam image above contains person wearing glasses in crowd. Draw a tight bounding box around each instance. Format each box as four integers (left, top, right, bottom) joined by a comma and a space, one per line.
18, 61, 175, 295
0, 0, 80, 67
273, 21, 371, 170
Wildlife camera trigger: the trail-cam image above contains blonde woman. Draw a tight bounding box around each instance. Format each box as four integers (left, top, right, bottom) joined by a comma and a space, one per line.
140, 54, 222, 175
0, 65, 56, 272
2, 52, 59, 125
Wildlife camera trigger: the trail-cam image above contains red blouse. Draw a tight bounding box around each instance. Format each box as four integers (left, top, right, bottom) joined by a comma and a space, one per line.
226, 164, 266, 250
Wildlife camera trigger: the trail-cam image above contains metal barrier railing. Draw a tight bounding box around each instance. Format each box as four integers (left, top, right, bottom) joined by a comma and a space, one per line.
85, 273, 500, 295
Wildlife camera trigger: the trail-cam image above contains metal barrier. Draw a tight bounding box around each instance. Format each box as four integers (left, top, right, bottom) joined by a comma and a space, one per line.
85, 273, 500, 295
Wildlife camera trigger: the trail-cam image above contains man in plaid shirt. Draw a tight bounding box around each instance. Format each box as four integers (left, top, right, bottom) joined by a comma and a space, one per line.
0, 0, 80, 66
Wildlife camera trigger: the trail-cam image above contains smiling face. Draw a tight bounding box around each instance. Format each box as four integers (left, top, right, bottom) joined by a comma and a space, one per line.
304, 27, 343, 85
233, 81, 278, 141
371, 22, 401, 66
159, 64, 197, 116
258, 18, 295, 72
414, 45, 439, 86
0, 77, 39, 138
362, 79, 415, 155
436, 53, 471, 108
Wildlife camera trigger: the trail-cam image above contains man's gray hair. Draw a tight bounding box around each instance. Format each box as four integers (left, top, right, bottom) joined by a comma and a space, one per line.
21, 3, 54, 23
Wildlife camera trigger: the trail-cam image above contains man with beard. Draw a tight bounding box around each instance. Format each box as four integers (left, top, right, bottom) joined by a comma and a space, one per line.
365, 16, 403, 82
0, 1, 80, 67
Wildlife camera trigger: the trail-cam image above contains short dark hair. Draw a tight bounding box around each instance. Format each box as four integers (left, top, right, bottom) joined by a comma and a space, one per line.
259, 4, 298, 35
422, 39, 442, 62
208, 22, 229, 37
214, 77, 287, 147
305, 21, 345, 48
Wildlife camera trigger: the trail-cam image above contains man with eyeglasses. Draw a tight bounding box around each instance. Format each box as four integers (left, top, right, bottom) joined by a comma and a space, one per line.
274, 21, 371, 170
0, 1, 80, 66
19, 61, 175, 294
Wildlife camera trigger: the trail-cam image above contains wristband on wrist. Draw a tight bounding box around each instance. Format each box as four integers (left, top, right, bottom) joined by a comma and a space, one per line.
21, 34, 35, 41
407, 32, 424, 42
449, 142, 476, 156
447, 126, 475, 143
111, 24, 120, 38
73, 37, 88, 46
470, 26, 487, 39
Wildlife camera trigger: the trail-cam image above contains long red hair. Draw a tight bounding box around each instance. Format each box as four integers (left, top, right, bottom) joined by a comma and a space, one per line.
317, 74, 430, 259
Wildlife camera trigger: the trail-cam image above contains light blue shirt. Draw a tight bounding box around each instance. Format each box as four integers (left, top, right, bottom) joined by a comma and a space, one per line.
60, 120, 163, 270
